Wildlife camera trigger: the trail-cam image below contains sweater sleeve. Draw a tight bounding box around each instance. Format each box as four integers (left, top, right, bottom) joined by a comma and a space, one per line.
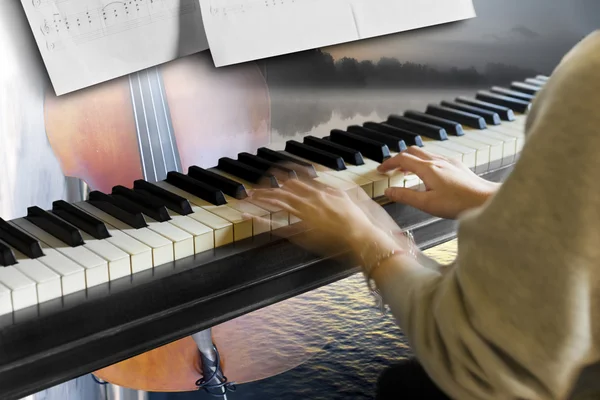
377, 31, 600, 400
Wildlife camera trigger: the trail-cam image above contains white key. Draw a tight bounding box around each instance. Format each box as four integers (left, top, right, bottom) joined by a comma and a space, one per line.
77, 230, 131, 280
224, 196, 271, 235
345, 159, 395, 198
21, 238, 86, 295
155, 181, 252, 242
12, 250, 62, 303
0, 266, 37, 311
74, 202, 173, 267
478, 128, 517, 165
144, 216, 195, 261
152, 182, 235, 247
11, 218, 109, 288
164, 211, 215, 254
0, 283, 12, 315
422, 139, 477, 170
488, 124, 526, 153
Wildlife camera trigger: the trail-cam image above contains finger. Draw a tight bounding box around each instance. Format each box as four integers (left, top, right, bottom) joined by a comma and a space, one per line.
405, 146, 438, 160
281, 178, 320, 197
377, 151, 430, 175
251, 188, 306, 211
384, 186, 430, 209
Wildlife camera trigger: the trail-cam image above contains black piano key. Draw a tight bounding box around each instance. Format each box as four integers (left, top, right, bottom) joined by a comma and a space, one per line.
256, 147, 318, 179
166, 171, 228, 205
218, 158, 279, 187
403, 110, 464, 136
490, 86, 535, 102
425, 105, 487, 130
440, 101, 501, 125
510, 82, 541, 96
237, 153, 298, 179
386, 114, 448, 140
52, 200, 111, 240
475, 91, 531, 114
111, 186, 172, 222
188, 166, 248, 199
133, 180, 193, 216
329, 129, 391, 163
26, 206, 85, 247
284, 140, 346, 171
0, 218, 44, 259
88, 191, 148, 229
346, 125, 407, 152
303, 136, 364, 166
454, 97, 515, 121
363, 122, 424, 147
0, 241, 17, 267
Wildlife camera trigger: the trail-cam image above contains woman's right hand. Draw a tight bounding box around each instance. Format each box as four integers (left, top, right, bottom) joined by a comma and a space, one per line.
377, 146, 500, 219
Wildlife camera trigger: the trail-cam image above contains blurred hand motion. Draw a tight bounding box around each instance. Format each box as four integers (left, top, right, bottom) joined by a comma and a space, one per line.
378, 146, 500, 219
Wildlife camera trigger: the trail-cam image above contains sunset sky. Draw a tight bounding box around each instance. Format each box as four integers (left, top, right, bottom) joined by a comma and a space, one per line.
324, 0, 599, 73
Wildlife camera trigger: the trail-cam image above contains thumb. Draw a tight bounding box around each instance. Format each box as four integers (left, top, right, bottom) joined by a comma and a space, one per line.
384, 186, 428, 208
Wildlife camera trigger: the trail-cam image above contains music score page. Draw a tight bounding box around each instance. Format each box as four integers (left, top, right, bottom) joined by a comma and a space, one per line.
20, 0, 209, 95
201, 0, 476, 67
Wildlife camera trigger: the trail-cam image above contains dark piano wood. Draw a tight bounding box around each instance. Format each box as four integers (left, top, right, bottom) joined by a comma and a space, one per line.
0, 164, 513, 400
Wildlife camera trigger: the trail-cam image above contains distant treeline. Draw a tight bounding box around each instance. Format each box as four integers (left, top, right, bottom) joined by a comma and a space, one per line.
265, 49, 541, 87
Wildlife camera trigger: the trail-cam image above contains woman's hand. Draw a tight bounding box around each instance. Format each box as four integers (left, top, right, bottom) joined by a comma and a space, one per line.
378, 146, 500, 219
249, 179, 404, 258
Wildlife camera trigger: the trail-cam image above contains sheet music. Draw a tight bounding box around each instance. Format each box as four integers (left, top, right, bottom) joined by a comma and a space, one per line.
21, 0, 209, 95
200, 0, 477, 67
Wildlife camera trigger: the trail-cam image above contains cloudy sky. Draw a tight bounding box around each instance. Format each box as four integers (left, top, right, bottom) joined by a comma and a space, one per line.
324, 0, 600, 72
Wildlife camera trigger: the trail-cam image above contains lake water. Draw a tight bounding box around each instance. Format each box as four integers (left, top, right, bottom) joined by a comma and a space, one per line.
149, 241, 459, 400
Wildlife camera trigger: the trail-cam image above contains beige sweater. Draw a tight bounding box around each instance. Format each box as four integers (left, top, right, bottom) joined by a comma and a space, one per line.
378, 31, 600, 400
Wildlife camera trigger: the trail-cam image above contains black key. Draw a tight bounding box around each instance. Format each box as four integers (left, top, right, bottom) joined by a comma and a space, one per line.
440, 101, 501, 125
363, 122, 423, 147
476, 91, 531, 114
133, 180, 193, 216
166, 171, 227, 205
256, 147, 318, 179
237, 153, 298, 180
88, 191, 148, 229
52, 200, 110, 240
188, 166, 248, 199
285, 140, 346, 171
111, 186, 171, 222
425, 105, 486, 130
25, 206, 84, 247
403, 110, 464, 136
217, 157, 279, 187
454, 97, 515, 121
510, 82, 541, 96
0, 241, 17, 267
346, 126, 406, 152
303, 136, 364, 166
329, 129, 391, 162
490, 86, 535, 102
0, 218, 44, 259
386, 115, 448, 140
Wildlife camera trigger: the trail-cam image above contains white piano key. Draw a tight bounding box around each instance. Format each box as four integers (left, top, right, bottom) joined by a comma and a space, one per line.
0, 266, 37, 311
144, 216, 195, 260
0, 283, 12, 316
223, 196, 271, 235
77, 231, 131, 280
422, 139, 477, 170
155, 181, 252, 242
31, 247, 86, 295
446, 135, 491, 173
10, 218, 109, 288
73, 202, 173, 268
12, 250, 62, 303
477, 129, 517, 165
151, 182, 235, 247
345, 160, 393, 198
164, 211, 215, 254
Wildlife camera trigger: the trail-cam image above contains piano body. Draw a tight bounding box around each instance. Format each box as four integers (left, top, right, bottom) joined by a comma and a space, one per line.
0, 0, 597, 398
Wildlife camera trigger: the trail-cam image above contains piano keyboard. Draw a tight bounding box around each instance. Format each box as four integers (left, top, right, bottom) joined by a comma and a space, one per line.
0, 77, 545, 315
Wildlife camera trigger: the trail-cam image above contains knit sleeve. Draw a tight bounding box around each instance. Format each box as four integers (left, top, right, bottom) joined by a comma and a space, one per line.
376, 31, 600, 400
